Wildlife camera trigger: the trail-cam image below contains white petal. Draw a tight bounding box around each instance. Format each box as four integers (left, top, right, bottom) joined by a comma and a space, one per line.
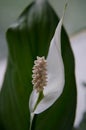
33, 17, 65, 114
29, 89, 39, 113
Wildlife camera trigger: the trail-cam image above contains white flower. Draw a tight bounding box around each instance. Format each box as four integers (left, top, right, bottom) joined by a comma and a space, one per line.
28, 2, 70, 129
29, 16, 65, 115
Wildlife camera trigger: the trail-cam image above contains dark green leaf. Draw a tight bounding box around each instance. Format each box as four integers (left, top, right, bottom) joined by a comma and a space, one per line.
0, 0, 77, 130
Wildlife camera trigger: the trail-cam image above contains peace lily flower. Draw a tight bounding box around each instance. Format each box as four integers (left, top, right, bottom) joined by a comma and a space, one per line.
29, 2, 69, 128
29, 17, 64, 125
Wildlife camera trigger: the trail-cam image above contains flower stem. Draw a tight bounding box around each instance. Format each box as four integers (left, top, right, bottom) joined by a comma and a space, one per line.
29, 91, 44, 130
29, 113, 34, 130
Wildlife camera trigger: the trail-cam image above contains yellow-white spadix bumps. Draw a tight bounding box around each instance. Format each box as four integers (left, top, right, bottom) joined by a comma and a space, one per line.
29, 17, 65, 115
32, 56, 47, 92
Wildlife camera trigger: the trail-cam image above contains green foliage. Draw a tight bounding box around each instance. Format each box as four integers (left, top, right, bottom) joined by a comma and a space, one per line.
0, 0, 76, 130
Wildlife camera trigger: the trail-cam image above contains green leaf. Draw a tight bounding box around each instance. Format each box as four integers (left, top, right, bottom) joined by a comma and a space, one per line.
0, 0, 58, 130
0, 0, 77, 130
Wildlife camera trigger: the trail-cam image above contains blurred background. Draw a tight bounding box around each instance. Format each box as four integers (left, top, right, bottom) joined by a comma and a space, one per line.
0, 0, 86, 129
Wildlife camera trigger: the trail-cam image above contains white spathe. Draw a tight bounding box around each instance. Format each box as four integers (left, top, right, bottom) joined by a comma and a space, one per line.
29, 17, 65, 114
